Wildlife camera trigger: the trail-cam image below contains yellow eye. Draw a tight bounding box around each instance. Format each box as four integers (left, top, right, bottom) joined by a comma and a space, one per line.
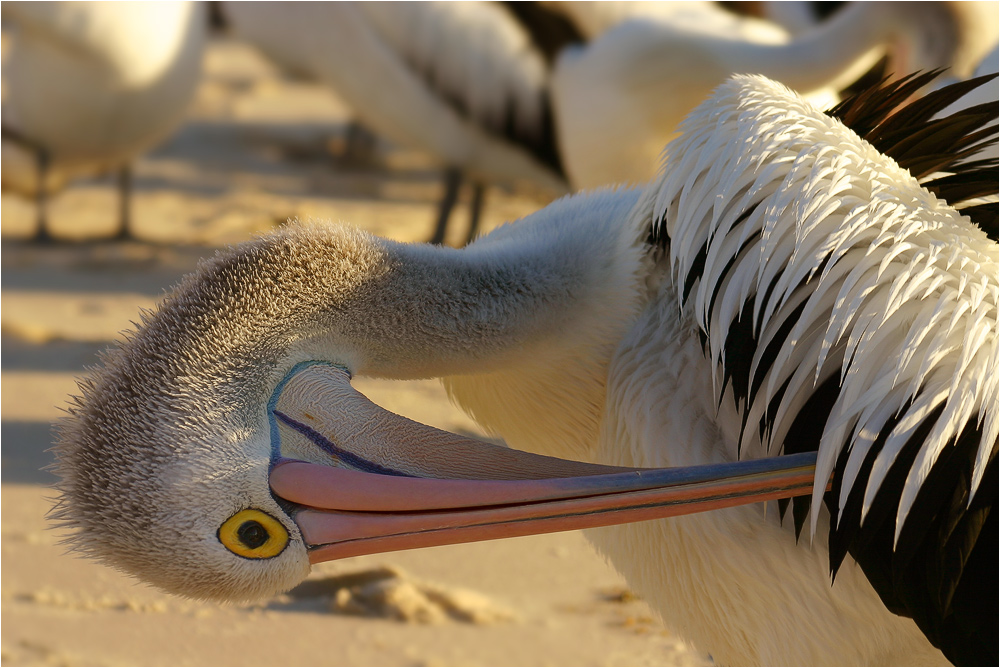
218, 509, 289, 559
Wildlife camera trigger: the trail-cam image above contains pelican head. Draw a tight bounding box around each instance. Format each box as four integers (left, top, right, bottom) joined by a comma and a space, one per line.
52, 197, 822, 602
50, 225, 422, 600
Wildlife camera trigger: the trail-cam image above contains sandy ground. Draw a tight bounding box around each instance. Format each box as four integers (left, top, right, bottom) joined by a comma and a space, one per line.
1, 37, 711, 667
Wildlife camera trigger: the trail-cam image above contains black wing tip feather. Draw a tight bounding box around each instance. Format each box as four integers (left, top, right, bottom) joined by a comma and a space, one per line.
828, 70, 999, 238
822, 73, 998, 664
398, 9, 569, 181
650, 70, 998, 249
500, 2, 586, 65
647, 71, 998, 664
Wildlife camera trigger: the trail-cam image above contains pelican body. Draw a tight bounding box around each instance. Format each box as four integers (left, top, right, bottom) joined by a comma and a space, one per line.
54, 74, 997, 665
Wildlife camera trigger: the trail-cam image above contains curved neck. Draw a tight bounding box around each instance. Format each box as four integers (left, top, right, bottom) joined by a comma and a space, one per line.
109, 189, 649, 468
307, 190, 648, 380
133, 189, 646, 396
615, 3, 921, 97
742, 2, 902, 94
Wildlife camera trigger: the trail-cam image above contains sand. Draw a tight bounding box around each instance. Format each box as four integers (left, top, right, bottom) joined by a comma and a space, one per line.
1, 36, 711, 667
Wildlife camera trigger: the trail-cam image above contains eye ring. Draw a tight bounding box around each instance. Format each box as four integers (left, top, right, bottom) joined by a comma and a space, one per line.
218, 509, 289, 559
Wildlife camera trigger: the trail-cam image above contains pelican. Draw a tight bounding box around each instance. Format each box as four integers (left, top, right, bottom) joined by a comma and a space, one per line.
554, 0, 999, 188
224, 2, 995, 247
53, 72, 996, 665
223, 1, 571, 246
1, 1, 206, 242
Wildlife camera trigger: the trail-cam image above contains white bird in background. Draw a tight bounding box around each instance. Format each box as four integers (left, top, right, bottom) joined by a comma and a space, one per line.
53, 72, 997, 665
553, 0, 998, 188
224, 1, 996, 246
1, 1, 206, 242
224, 1, 570, 246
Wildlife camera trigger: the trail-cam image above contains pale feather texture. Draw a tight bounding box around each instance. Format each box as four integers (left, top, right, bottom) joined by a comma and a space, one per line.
452, 74, 985, 663
649, 74, 997, 542
52, 189, 645, 601
588, 281, 946, 665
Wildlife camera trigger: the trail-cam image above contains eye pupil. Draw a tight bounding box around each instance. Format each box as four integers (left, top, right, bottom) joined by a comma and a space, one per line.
219, 509, 288, 559
237, 520, 269, 549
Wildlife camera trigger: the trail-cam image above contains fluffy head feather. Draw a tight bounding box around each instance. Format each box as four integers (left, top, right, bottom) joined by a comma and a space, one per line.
49, 225, 390, 601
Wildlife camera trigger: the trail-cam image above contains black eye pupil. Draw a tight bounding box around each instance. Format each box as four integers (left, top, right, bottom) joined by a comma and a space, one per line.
237, 520, 269, 549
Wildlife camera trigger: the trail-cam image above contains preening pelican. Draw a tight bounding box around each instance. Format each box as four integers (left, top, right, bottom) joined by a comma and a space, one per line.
53, 73, 997, 665
1, 1, 206, 242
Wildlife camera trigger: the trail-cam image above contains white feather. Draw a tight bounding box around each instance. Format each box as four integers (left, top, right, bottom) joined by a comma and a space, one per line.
647, 74, 998, 545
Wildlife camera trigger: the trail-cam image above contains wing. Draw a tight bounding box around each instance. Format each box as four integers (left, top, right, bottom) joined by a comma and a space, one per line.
646, 72, 998, 664
355, 1, 569, 176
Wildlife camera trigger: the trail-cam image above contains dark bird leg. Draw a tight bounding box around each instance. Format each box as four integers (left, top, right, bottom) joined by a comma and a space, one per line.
343, 122, 377, 164
33, 145, 54, 243
112, 163, 133, 241
2, 123, 55, 243
429, 166, 462, 246
464, 181, 486, 246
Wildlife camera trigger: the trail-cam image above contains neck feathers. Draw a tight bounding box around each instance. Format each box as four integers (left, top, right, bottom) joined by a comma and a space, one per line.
444, 187, 651, 461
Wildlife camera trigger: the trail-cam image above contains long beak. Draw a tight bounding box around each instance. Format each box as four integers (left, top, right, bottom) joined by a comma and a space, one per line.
268, 363, 823, 564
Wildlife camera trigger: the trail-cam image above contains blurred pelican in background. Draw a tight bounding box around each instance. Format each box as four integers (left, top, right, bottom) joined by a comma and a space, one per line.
553, 0, 997, 188
223, 1, 568, 246
224, 1, 997, 246
1, 1, 207, 242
